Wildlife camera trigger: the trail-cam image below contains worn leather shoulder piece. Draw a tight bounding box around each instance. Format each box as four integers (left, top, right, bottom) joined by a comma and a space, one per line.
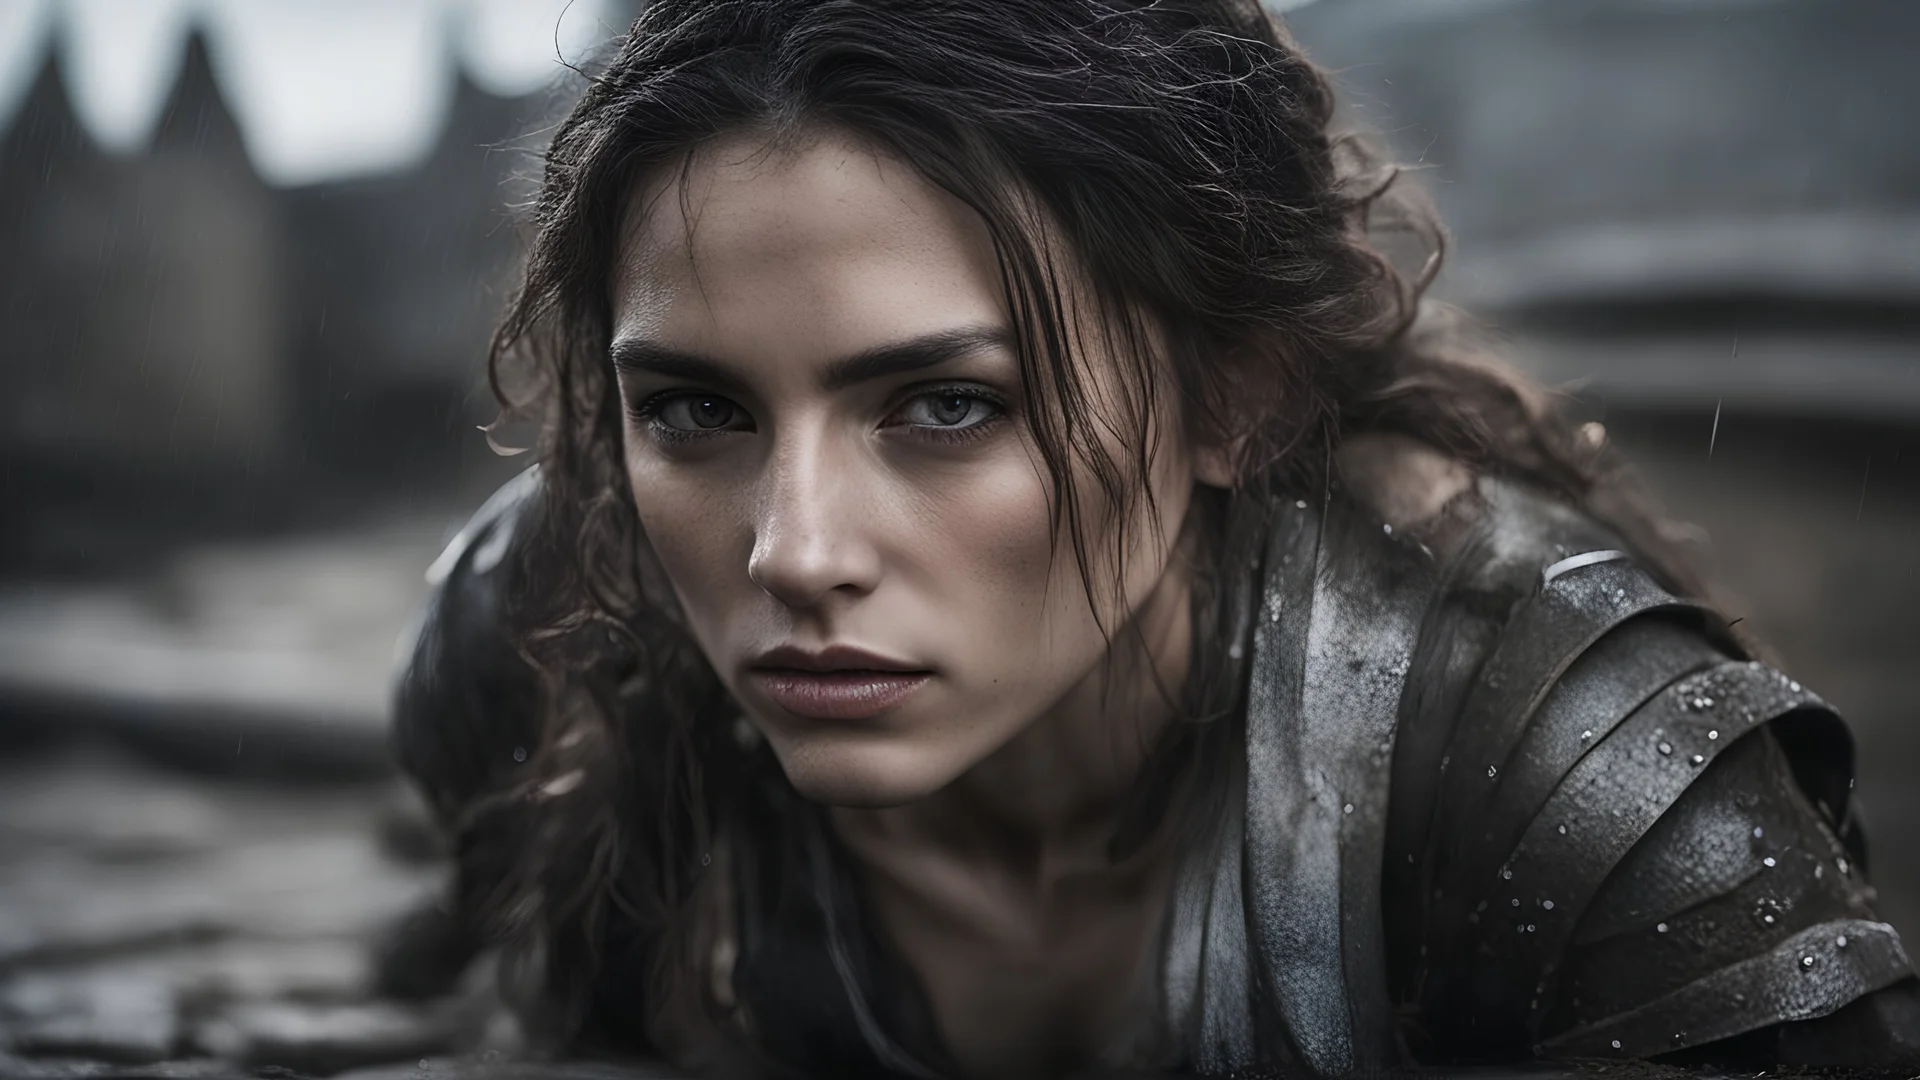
1438, 655, 1886, 1053
1426, 557, 1721, 920
1426, 615, 1729, 962
391, 466, 544, 825
1539, 723, 1911, 1060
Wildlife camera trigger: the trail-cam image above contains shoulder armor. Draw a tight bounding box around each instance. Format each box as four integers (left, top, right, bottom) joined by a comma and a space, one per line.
391, 467, 545, 825
1394, 498, 1912, 1060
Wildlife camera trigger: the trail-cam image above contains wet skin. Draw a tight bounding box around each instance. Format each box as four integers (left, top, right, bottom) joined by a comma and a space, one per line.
609, 127, 1232, 1077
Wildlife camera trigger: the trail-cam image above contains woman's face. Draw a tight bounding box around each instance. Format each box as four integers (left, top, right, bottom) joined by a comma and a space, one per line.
610, 129, 1214, 807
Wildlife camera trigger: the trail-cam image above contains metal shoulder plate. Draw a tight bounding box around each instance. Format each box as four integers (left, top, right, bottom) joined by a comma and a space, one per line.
1413, 547, 1912, 1058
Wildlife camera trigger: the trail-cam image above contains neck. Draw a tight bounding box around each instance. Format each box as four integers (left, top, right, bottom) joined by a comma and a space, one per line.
832, 545, 1196, 881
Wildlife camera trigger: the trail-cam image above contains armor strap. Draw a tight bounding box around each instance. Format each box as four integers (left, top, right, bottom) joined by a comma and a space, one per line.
1539, 919, 1913, 1057
1237, 495, 1440, 1074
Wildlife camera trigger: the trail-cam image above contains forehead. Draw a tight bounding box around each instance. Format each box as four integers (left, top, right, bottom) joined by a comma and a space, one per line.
612, 128, 1008, 352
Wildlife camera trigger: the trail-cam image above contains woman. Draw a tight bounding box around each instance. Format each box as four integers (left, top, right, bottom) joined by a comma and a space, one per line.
381, 0, 1920, 1075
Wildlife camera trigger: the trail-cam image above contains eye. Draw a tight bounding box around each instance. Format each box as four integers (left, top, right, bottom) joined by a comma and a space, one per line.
889, 388, 1003, 435
639, 392, 755, 437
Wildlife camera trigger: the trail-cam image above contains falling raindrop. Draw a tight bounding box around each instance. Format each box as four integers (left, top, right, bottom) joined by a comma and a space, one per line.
1611, 1041, 1622, 1050
1383, 524, 1393, 536
1542, 899, 1555, 911
1511, 898, 1521, 908
1656, 922, 1669, 933
512, 746, 527, 763
1526, 924, 1536, 932
1658, 741, 1673, 756
1296, 499, 1308, 509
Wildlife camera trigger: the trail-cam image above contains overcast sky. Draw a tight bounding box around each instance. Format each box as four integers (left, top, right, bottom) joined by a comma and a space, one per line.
0, 0, 620, 186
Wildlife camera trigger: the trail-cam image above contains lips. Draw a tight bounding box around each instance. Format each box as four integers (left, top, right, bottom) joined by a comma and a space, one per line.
747, 644, 932, 721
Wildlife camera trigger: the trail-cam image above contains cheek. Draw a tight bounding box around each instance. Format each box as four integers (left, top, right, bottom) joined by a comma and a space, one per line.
623, 444, 748, 637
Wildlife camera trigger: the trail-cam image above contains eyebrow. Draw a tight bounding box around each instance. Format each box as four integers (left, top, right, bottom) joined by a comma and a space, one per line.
609, 325, 1012, 393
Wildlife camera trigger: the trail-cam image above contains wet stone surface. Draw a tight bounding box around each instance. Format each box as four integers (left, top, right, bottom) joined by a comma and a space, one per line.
0, 744, 577, 1078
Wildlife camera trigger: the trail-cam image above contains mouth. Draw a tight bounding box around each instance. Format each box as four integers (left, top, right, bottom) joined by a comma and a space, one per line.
748, 644, 933, 721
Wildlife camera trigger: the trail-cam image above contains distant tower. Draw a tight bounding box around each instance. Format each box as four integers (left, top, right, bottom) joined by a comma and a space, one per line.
130, 28, 288, 469
0, 28, 286, 475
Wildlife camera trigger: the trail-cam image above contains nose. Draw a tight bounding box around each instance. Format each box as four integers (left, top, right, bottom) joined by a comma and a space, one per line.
747, 431, 882, 610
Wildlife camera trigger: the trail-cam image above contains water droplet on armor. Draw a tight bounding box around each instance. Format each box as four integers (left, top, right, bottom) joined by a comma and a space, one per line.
1343, 803, 1354, 815
1691, 753, 1705, 766
1487, 765, 1499, 778
1542, 899, 1555, 911
1838, 858, 1850, 875
701, 852, 711, 867
1501, 867, 1513, 880
1836, 935, 1849, 949
1763, 857, 1776, 868
1658, 741, 1673, 756
1408, 853, 1416, 863
1228, 643, 1243, 660
1512, 898, 1521, 907
1527, 923, 1536, 932
1611, 1040, 1622, 1050
1383, 523, 1393, 536
512, 746, 527, 763
1815, 864, 1824, 879
1790, 680, 1801, 692
1557, 823, 1568, 836
1580, 729, 1594, 741
1708, 729, 1720, 740
1801, 955, 1817, 970
1657, 922, 1669, 933
1733, 993, 1747, 1005
1764, 914, 1776, 924
1753, 826, 1764, 839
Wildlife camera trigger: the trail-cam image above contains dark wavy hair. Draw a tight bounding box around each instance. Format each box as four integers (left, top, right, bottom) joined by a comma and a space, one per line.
468, 0, 1696, 1063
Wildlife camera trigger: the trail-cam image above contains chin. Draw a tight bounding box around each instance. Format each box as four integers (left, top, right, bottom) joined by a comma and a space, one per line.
769, 734, 967, 808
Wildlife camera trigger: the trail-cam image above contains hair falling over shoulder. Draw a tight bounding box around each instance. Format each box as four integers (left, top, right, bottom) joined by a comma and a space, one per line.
460, 0, 1702, 1061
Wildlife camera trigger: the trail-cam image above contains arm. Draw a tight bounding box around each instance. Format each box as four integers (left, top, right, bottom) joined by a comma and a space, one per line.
375, 469, 545, 999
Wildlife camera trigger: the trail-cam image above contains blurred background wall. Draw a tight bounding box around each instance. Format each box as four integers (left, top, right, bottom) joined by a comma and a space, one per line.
0, 0, 1915, 1068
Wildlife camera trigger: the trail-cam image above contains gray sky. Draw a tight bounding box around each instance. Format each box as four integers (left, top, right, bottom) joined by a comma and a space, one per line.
0, 0, 619, 186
